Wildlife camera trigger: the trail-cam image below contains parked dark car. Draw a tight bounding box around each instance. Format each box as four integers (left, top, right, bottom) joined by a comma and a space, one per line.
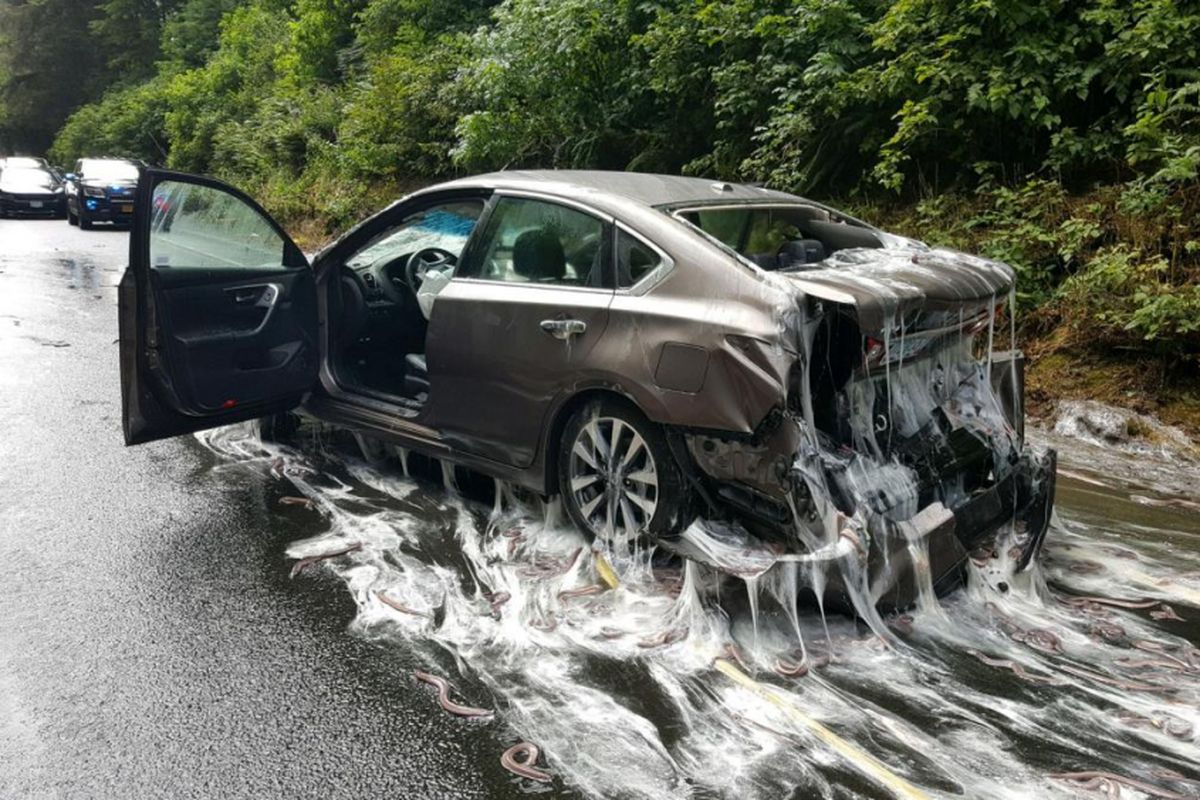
0, 165, 66, 218
119, 168, 1056, 609
65, 157, 140, 228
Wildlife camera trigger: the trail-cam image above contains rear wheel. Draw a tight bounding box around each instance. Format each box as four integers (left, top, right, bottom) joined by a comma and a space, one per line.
558, 398, 690, 546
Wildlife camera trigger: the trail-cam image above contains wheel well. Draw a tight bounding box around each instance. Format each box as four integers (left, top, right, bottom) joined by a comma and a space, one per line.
541, 388, 643, 496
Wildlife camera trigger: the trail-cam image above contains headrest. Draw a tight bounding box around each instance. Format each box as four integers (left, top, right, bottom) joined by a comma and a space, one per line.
513, 229, 565, 281
780, 239, 826, 265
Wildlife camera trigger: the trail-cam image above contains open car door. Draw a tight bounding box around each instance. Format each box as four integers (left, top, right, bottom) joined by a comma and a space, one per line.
120, 168, 318, 445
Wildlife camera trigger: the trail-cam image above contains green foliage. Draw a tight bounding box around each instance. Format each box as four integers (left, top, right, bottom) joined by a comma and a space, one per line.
10, 0, 1200, 364
161, 3, 291, 173
335, 33, 466, 178
1059, 246, 1200, 343
282, 0, 367, 85
0, 0, 110, 153
452, 0, 650, 171
160, 0, 245, 69
49, 77, 171, 164
89, 0, 180, 78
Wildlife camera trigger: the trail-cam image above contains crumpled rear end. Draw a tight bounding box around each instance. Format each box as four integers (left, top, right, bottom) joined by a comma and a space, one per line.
676, 246, 1056, 612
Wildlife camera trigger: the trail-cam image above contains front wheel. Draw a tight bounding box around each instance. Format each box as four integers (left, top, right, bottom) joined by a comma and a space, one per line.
557, 398, 691, 546
79, 210, 93, 230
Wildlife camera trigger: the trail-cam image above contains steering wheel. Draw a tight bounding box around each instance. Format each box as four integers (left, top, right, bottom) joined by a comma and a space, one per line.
405, 247, 457, 291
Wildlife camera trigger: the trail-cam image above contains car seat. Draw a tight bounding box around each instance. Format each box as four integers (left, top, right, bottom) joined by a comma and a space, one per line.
512, 229, 566, 282
777, 239, 827, 270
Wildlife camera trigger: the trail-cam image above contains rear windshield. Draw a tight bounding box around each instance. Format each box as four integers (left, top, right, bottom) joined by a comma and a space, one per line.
677, 204, 883, 271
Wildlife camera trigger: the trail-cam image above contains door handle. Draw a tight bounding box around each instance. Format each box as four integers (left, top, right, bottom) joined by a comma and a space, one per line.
540, 318, 587, 340
227, 283, 281, 308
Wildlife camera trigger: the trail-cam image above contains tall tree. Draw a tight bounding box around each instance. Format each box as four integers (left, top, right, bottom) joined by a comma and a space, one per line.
89, 0, 184, 78
0, 0, 109, 153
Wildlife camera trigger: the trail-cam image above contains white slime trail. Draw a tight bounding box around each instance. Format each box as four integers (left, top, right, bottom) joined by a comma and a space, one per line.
194, 422, 1200, 799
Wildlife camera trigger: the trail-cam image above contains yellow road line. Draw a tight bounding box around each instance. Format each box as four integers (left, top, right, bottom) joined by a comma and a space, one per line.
595, 548, 923, 796
713, 659, 930, 800
593, 550, 620, 590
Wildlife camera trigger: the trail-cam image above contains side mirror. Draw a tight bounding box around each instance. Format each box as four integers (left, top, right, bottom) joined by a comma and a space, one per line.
64, 173, 77, 182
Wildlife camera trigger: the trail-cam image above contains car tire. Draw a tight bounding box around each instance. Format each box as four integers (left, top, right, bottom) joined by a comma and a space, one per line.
557, 397, 691, 546
67, 207, 78, 226
79, 210, 93, 230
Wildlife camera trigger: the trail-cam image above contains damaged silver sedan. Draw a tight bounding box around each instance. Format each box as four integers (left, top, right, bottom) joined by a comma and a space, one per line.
119, 168, 1055, 610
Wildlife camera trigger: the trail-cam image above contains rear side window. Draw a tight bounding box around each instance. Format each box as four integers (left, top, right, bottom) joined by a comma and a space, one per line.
462, 197, 611, 287
615, 230, 661, 288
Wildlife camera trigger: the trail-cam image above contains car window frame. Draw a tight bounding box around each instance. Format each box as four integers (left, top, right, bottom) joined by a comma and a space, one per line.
343, 197, 488, 271
312, 188, 494, 274
668, 201, 879, 275
452, 190, 617, 294
613, 221, 674, 296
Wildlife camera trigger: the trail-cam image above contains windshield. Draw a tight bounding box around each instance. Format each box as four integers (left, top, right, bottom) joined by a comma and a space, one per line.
0, 168, 58, 192
82, 160, 139, 182
346, 201, 483, 269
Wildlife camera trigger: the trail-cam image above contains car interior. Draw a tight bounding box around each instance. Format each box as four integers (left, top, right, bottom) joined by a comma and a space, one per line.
677, 204, 884, 270
330, 195, 619, 414
331, 198, 486, 413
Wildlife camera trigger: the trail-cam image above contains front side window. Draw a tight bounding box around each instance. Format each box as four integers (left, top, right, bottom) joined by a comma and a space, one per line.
346, 200, 484, 269
461, 197, 610, 287
150, 181, 286, 270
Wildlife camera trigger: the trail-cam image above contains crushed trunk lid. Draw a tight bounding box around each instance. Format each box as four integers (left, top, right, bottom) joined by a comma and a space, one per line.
779, 246, 1015, 334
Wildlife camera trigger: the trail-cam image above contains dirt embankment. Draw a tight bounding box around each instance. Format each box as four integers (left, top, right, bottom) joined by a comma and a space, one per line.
1022, 327, 1200, 445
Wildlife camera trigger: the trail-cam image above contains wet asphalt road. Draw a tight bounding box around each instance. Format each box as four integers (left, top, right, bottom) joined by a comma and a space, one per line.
0, 218, 515, 799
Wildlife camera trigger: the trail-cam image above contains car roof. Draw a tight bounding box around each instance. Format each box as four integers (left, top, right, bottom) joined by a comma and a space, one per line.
431, 169, 801, 209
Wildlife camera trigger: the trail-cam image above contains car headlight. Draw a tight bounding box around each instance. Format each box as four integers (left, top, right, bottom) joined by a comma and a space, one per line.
54, 186, 64, 194
83, 186, 106, 198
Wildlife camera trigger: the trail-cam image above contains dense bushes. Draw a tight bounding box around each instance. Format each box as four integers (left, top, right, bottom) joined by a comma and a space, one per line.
22, 0, 1200, 367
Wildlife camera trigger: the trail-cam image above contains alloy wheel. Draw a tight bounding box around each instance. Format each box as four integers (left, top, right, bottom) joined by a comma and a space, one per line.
567, 415, 659, 543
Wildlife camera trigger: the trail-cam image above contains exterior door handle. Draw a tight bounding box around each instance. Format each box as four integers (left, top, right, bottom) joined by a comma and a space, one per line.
540, 318, 587, 340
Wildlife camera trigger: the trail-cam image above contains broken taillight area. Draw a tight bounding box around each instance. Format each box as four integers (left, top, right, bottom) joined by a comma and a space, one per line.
683, 285, 1054, 613
861, 300, 1004, 372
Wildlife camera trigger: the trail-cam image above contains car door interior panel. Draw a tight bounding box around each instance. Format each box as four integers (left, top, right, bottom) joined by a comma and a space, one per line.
150, 266, 317, 414
120, 168, 319, 445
